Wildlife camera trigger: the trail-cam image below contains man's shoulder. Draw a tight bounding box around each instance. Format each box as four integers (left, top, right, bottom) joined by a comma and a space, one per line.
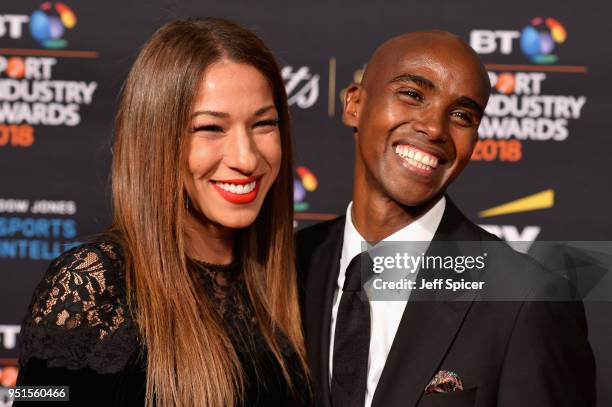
294, 216, 345, 272
440, 200, 570, 296
439, 197, 501, 241
476, 233, 575, 301
295, 216, 345, 248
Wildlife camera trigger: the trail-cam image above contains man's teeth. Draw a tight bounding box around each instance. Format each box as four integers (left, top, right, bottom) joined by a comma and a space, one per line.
215, 181, 257, 194
394, 145, 439, 169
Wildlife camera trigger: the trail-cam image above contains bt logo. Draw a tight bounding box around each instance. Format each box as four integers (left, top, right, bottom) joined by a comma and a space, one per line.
470, 17, 567, 64
0, 14, 29, 39
30, 2, 77, 49
294, 166, 318, 212
520, 17, 566, 64
470, 30, 520, 55
0, 2, 76, 49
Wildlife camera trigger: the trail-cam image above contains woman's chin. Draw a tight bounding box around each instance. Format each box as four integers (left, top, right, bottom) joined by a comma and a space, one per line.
214, 211, 260, 230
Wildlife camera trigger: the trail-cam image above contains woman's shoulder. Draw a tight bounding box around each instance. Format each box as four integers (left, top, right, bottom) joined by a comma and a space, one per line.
19, 238, 141, 374
45, 238, 125, 288
30, 238, 127, 323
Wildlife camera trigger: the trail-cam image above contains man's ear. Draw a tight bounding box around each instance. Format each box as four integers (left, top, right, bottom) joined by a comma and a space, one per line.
342, 83, 363, 129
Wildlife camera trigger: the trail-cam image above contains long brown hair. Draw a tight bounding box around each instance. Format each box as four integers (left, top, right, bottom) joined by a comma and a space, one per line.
110, 17, 306, 407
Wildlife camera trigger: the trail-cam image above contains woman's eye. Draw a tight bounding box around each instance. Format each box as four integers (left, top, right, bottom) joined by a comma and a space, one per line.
192, 124, 224, 133
253, 119, 279, 128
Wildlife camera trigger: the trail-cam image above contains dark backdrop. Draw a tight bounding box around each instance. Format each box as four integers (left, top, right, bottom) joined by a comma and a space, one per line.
1, 1, 610, 405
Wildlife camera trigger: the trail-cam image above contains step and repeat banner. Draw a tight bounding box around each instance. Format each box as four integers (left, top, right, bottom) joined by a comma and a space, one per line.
1, 1, 611, 405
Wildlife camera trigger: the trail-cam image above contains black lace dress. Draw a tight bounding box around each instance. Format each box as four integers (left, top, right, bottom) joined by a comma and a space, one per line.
15, 240, 309, 406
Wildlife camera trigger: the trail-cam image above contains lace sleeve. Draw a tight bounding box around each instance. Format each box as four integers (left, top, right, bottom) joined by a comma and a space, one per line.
18, 241, 140, 374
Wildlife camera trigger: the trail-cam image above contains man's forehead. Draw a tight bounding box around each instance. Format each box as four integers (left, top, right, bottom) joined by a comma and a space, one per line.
363, 31, 484, 84
378, 50, 446, 79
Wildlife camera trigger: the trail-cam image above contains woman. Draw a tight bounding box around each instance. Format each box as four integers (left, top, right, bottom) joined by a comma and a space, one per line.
16, 17, 309, 406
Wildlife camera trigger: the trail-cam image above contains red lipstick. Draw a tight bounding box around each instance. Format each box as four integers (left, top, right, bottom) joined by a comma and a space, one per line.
211, 176, 261, 204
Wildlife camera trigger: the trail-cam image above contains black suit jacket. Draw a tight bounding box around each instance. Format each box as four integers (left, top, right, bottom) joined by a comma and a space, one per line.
296, 199, 596, 407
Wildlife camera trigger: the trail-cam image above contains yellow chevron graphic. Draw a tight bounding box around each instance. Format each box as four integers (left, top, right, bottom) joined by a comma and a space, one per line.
478, 189, 554, 218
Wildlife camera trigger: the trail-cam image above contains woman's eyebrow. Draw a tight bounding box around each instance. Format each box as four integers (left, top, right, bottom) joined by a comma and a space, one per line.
190, 105, 275, 119
191, 110, 230, 118
254, 105, 276, 116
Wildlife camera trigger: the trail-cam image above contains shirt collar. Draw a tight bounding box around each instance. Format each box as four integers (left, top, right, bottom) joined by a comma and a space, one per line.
341, 196, 446, 265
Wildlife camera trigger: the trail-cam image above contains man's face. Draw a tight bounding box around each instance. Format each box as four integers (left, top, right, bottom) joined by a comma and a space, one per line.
345, 41, 489, 207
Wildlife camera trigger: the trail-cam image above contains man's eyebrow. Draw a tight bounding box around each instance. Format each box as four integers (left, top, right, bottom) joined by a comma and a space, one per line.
389, 73, 435, 90
455, 96, 485, 117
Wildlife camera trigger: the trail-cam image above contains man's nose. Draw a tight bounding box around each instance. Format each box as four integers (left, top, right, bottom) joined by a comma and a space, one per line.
413, 105, 448, 141
224, 127, 258, 174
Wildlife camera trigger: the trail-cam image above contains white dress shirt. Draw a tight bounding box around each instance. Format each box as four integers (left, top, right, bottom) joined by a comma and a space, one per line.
329, 197, 446, 407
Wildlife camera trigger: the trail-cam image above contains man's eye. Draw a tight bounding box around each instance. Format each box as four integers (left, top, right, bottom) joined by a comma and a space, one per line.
254, 119, 279, 128
450, 111, 476, 126
192, 124, 224, 133
398, 90, 423, 101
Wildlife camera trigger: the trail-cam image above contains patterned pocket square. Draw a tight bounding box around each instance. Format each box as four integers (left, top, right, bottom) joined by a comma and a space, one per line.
424, 370, 464, 394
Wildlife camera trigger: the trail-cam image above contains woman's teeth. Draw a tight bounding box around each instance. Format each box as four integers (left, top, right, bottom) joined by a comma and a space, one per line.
214, 181, 257, 194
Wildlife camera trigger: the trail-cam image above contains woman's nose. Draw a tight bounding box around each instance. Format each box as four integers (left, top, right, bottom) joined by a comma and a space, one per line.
223, 127, 258, 174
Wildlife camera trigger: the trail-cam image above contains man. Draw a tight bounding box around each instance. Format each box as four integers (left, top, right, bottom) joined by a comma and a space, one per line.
296, 31, 595, 407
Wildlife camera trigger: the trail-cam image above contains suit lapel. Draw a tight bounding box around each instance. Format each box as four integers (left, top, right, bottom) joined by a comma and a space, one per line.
371, 198, 481, 407
303, 218, 345, 407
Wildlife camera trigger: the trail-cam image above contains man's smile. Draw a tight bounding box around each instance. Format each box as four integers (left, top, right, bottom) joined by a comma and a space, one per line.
394, 144, 441, 175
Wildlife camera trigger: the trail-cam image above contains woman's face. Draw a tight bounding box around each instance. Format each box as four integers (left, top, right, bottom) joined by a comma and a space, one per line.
184, 59, 282, 230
